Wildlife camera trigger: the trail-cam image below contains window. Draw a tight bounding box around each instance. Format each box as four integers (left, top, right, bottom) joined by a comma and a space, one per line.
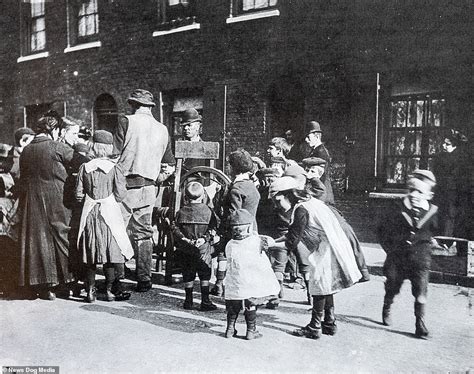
227, 0, 279, 23
383, 95, 446, 186
156, 0, 199, 32
77, 0, 99, 39
239, 0, 277, 13
66, 0, 100, 50
21, 0, 46, 55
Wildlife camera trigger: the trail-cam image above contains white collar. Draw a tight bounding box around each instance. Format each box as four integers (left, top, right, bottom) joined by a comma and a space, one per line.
84, 158, 116, 174
234, 173, 250, 183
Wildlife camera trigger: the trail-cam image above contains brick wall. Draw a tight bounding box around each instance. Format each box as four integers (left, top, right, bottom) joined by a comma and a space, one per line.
0, 0, 471, 192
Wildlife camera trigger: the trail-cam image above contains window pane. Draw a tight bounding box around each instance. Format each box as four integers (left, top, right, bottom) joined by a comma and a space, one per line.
386, 158, 405, 184
32, 17, 45, 32
31, 30, 45, 51
390, 101, 407, 128
406, 130, 422, 155
31, 1, 45, 17
428, 132, 442, 155
388, 132, 406, 156
430, 99, 445, 127
79, 14, 97, 36
407, 158, 420, 175
168, 0, 181, 5
407, 101, 416, 127
416, 100, 424, 127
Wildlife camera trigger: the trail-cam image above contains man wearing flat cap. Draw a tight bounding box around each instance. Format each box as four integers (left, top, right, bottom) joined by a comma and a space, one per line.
113, 89, 172, 292
304, 121, 334, 204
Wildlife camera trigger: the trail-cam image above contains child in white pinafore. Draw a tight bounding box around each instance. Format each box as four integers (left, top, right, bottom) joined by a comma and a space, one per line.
76, 130, 134, 303
224, 209, 280, 340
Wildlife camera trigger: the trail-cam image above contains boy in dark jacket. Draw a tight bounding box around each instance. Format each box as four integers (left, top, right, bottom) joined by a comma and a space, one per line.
378, 169, 438, 339
172, 181, 219, 311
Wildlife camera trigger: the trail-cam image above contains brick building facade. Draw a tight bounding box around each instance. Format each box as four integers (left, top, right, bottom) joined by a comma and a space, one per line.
0, 0, 472, 239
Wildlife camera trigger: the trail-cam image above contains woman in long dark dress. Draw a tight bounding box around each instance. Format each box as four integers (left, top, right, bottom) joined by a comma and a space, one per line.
18, 115, 77, 299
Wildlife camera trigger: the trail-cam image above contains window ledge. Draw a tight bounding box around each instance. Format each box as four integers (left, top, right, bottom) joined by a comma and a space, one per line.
17, 51, 49, 63
64, 40, 102, 53
153, 23, 200, 37
226, 9, 280, 24
369, 191, 405, 199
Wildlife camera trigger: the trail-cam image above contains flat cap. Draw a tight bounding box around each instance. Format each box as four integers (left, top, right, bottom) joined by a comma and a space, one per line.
302, 157, 327, 167
93, 130, 113, 144
229, 208, 253, 226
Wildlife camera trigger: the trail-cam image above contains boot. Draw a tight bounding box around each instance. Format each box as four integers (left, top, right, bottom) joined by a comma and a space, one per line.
183, 287, 194, 310
322, 295, 337, 335
104, 265, 116, 302
382, 296, 394, 326
225, 300, 241, 338
304, 279, 311, 305
85, 267, 96, 303
200, 285, 217, 311
244, 306, 262, 340
415, 302, 429, 339
111, 264, 131, 301
293, 296, 324, 339
266, 280, 283, 309
210, 271, 225, 296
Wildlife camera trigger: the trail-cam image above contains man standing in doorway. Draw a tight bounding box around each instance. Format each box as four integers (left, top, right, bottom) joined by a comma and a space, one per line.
114, 89, 170, 292
304, 121, 334, 204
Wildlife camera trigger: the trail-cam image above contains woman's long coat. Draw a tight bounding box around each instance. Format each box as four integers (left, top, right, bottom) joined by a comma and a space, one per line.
18, 137, 76, 287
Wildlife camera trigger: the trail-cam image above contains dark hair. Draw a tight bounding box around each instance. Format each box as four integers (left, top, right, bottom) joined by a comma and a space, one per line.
228, 149, 254, 174
445, 129, 468, 147
35, 116, 60, 135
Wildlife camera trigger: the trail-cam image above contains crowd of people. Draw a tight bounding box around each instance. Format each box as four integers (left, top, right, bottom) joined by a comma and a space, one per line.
0, 88, 470, 341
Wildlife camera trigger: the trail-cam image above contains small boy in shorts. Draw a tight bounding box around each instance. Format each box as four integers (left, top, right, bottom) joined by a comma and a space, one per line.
172, 181, 219, 311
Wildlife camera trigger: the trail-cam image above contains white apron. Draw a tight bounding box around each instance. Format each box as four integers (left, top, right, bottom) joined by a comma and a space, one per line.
77, 159, 134, 261
293, 199, 362, 295
224, 235, 280, 300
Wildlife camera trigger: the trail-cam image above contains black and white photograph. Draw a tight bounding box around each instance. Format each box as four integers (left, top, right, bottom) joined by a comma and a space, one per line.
0, 0, 472, 373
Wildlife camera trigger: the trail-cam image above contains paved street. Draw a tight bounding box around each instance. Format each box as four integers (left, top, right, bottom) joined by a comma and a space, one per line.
1, 246, 473, 374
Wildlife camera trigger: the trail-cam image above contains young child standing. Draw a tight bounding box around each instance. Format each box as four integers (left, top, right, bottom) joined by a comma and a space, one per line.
211, 149, 261, 296
378, 170, 438, 339
76, 130, 134, 303
172, 181, 219, 311
224, 209, 280, 340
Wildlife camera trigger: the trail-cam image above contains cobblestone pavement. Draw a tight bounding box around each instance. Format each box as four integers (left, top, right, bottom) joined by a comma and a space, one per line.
1, 270, 472, 374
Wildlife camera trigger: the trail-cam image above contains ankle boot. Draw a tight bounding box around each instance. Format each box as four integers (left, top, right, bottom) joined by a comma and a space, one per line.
211, 271, 225, 296
322, 295, 336, 335
200, 285, 217, 311
414, 302, 429, 339
225, 300, 241, 338
382, 296, 394, 326
293, 295, 324, 339
244, 306, 262, 340
111, 264, 131, 301
183, 287, 194, 309
104, 265, 116, 302
85, 268, 96, 303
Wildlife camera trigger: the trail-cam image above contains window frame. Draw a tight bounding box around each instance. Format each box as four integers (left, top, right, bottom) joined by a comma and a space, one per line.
227, 0, 280, 23
155, 0, 199, 34
20, 0, 47, 56
65, 0, 100, 51
381, 93, 446, 188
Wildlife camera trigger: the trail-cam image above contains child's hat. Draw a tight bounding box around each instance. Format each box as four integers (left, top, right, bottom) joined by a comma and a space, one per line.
93, 130, 113, 144
410, 169, 436, 185
302, 157, 326, 167
229, 209, 253, 226
184, 181, 204, 200
256, 167, 279, 178
269, 176, 303, 197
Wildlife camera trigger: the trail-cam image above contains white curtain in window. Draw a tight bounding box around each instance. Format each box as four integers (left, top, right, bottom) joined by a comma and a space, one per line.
168, 0, 189, 5
243, 0, 277, 11
31, 1, 45, 17
78, 0, 98, 37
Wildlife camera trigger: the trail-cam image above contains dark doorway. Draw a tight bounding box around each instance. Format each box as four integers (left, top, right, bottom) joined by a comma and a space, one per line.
94, 94, 118, 134
268, 74, 305, 138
